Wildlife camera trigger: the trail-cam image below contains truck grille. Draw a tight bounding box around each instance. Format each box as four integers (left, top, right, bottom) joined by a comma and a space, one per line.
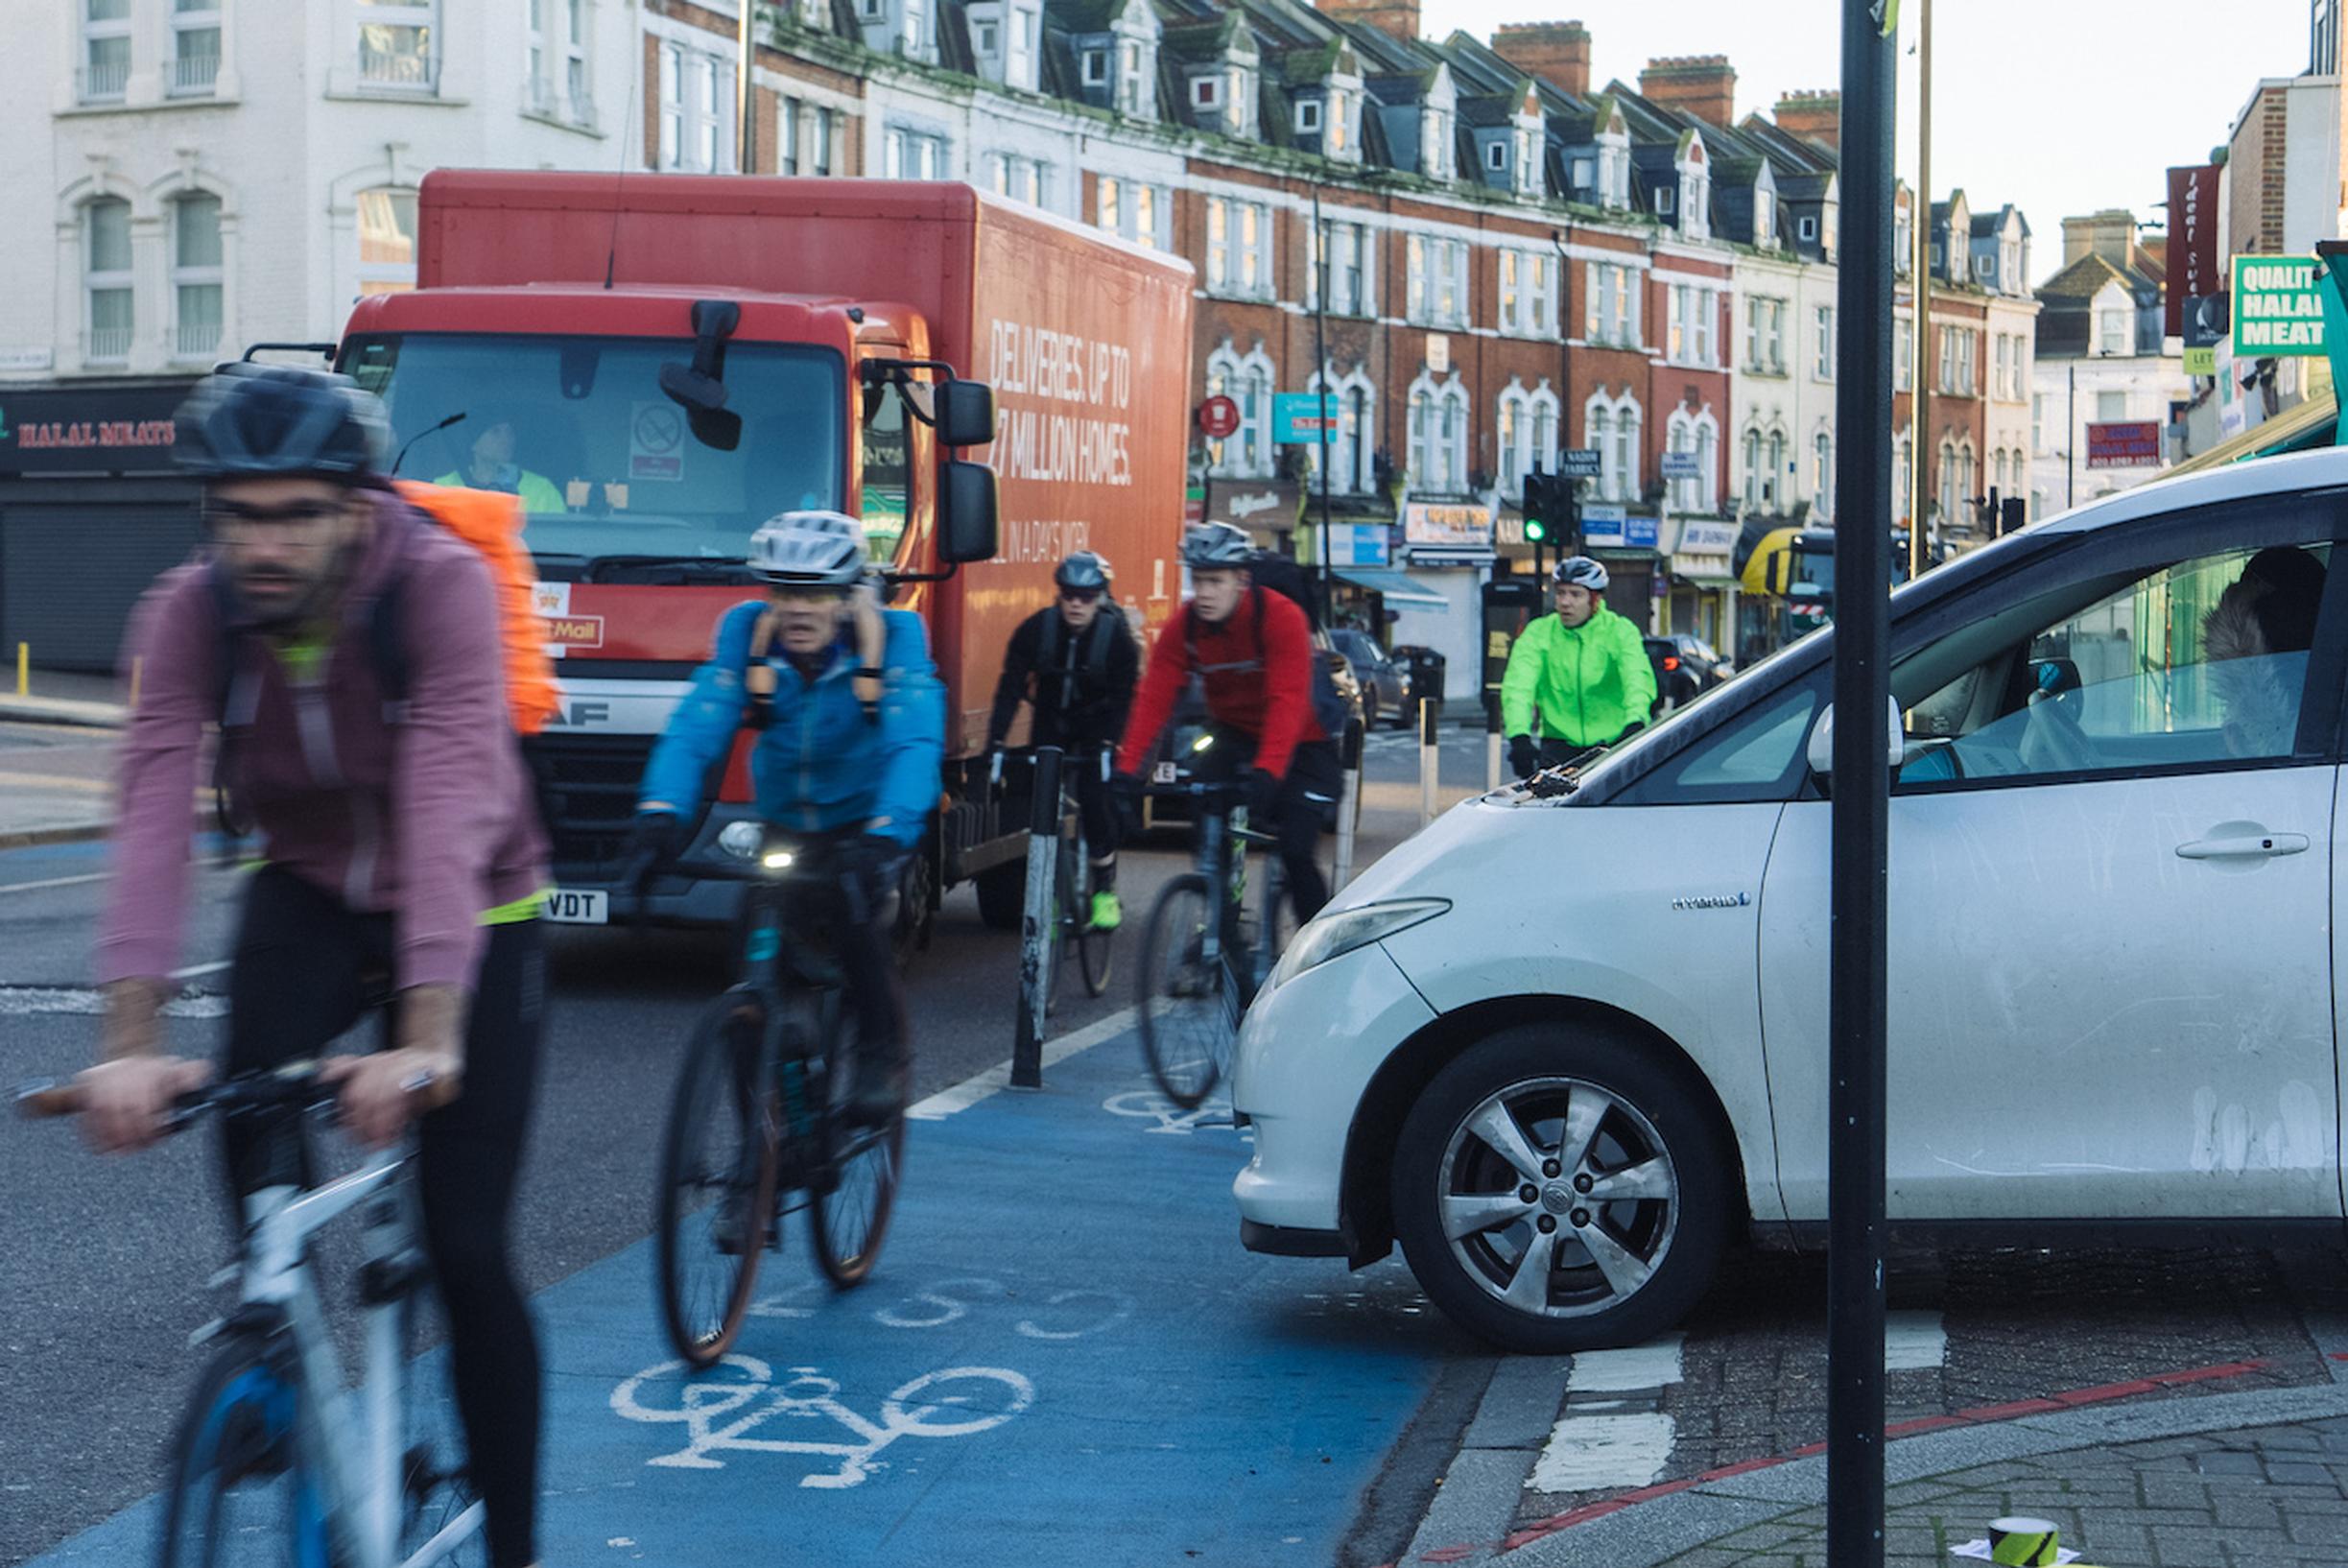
536, 732, 659, 873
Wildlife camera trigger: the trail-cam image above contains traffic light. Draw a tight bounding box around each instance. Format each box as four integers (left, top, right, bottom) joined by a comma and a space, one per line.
1522, 472, 1558, 543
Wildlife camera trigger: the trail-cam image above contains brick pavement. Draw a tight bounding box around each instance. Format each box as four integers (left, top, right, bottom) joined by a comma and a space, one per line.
1652, 1420, 2348, 1566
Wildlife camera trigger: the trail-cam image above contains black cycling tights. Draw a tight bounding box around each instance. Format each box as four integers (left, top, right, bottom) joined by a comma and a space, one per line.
222, 867, 544, 1568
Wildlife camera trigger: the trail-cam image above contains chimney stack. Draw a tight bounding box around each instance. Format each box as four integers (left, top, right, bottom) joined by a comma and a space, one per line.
1492, 20, 1591, 100
2060, 210, 2143, 269
1638, 56, 1736, 129
1314, 0, 1422, 43
1772, 89, 1840, 151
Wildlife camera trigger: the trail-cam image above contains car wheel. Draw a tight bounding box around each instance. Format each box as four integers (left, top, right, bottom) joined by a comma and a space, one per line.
1390, 1025, 1729, 1353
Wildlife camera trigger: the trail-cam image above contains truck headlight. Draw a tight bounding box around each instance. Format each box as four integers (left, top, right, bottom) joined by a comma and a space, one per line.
1267, 898, 1450, 990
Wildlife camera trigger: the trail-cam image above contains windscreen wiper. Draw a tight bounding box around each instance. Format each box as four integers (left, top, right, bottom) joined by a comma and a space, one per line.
586, 555, 757, 584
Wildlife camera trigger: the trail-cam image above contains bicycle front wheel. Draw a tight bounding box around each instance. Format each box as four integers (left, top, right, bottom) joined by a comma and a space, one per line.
808, 990, 903, 1289
655, 986, 781, 1367
1136, 872, 1238, 1109
157, 1337, 322, 1568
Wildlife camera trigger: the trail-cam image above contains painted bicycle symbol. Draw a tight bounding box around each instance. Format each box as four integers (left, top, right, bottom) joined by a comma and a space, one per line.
609, 1354, 1033, 1483
1103, 1089, 1251, 1139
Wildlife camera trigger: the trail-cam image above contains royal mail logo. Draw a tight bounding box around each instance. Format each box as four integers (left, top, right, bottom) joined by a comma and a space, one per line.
541, 615, 605, 650
532, 582, 572, 617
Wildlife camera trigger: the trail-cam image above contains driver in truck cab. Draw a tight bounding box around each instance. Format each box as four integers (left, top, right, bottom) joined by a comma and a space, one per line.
626, 511, 944, 1127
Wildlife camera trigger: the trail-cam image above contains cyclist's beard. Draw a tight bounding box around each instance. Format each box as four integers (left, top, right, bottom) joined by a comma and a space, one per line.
231, 539, 357, 631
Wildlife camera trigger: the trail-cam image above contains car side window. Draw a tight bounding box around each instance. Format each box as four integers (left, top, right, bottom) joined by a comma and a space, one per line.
1894, 535, 2336, 790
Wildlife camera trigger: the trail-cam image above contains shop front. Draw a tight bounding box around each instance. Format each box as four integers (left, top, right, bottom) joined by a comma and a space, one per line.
0, 379, 203, 672
1578, 504, 1662, 634
1659, 515, 1741, 655
1384, 500, 1493, 701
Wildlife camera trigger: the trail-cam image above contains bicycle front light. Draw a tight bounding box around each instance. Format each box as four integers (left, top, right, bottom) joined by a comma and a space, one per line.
1267, 898, 1450, 990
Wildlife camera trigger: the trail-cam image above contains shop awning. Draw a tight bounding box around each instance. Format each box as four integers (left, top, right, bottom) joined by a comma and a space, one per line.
1334, 569, 1449, 611
2165, 392, 2337, 478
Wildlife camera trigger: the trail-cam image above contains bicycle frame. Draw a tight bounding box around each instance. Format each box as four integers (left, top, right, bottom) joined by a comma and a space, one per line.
1186, 796, 1286, 1010
230, 1142, 484, 1568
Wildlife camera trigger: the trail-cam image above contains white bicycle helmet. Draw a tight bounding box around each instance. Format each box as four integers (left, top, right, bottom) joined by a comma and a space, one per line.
1181, 521, 1254, 568
750, 511, 868, 588
1552, 555, 1609, 592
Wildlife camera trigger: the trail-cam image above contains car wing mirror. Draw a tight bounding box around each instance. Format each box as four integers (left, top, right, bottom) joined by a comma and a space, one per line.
1806, 696, 1905, 787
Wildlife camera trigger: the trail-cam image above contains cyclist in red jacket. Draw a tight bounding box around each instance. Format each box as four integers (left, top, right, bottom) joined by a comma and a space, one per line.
1113, 522, 1339, 923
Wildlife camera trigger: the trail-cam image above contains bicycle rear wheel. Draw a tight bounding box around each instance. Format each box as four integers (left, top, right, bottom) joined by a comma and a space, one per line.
157, 1337, 323, 1568
655, 986, 780, 1367
1136, 872, 1238, 1110
807, 990, 903, 1288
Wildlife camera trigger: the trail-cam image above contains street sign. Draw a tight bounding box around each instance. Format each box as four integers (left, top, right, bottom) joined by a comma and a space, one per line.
2085, 420, 2162, 468
1557, 448, 1602, 479
1271, 392, 1338, 445
1659, 451, 1702, 481
1198, 394, 1240, 440
2183, 346, 2218, 377
2232, 256, 2327, 356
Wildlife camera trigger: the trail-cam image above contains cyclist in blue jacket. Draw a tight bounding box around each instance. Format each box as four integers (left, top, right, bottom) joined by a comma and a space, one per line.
628, 511, 944, 1125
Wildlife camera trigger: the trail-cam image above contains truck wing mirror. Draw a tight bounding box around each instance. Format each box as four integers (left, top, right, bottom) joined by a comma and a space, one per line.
1806, 696, 1905, 788
660, 299, 743, 451
939, 460, 999, 563
937, 380, 998, 448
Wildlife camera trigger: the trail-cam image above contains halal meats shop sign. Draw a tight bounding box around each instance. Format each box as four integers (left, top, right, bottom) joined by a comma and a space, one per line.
985, 321, 1136, 488
0, 387, 186, 474
2232, 257, 2329, 356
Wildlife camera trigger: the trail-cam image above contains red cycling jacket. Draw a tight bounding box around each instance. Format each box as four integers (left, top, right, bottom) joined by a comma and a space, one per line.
1115, 587, 1324, 780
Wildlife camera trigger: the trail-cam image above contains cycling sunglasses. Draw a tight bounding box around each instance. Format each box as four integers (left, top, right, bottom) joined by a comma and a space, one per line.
1058, 586, 1104, 605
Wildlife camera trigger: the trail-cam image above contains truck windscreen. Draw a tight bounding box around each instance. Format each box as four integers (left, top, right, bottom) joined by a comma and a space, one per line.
344, 333, 851, 568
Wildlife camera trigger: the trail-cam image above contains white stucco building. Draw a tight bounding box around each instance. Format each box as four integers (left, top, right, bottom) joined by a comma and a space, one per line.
2030, 213, 2188, 515
3, 0, 641, 379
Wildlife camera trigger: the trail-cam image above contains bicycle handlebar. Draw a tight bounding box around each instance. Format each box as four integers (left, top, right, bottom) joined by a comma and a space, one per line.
15, 1058, 337, 1128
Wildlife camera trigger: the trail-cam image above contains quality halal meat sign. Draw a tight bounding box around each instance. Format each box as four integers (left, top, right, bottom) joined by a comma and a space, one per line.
0, 388, 188, 474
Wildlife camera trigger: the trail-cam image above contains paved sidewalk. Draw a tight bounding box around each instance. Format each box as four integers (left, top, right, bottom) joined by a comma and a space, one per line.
1397, 1355, 2348, 1568
0, 669, 127, 730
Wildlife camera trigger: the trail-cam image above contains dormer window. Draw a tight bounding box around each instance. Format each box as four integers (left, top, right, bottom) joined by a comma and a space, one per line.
1485, 139, 1505, 172
1192, 74, 1221, 110
1082, 49, 1106, 86
1596, 134, 1631, 210
1117, 39, 1145, 114
1656, 186, 1675, 216
1680, 170, 1708, 238
1295, 98, 1322, 134
1802, 214, 1819, 242
976, 19, 998, 54
1572, 155, 1594, 188
1422, 107, 1453, 179
1327, 90, 1349, 153
1753, 187, 1774, 247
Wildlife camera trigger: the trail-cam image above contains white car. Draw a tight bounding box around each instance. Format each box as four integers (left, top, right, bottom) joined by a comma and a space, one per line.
1234, 448, 2348, 1353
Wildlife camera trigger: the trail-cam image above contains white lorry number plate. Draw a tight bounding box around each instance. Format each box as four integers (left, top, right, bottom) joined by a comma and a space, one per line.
1152, 761, 1179, 784
544, 890, 609, 925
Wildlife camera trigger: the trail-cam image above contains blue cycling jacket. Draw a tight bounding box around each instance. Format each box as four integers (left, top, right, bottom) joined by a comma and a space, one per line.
638, 600, 944, 847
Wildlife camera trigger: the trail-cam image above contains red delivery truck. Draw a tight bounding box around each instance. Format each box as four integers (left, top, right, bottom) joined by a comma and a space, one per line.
338, 172, 1194, 948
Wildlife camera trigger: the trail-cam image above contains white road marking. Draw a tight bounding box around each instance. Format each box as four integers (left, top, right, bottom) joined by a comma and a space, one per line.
0, 871, 109, 896
0, 986, 226, 1018
1885, 1309, 1948, 1371
904, 1005, 1139, 1120
1528, 1412, 1676, 1491
1564, 1334, 1685, 1393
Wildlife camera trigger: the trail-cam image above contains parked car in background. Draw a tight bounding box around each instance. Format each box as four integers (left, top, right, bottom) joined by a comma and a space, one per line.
1332, 629, 1409, 729
1389, 645, 1447, 724
1668, 633, 1733, 691
1643, 633, 1731, 715
1233, 449, 2348, 1352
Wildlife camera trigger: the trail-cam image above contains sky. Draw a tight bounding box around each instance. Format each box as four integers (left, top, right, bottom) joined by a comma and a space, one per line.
1419, 0, 2314, 284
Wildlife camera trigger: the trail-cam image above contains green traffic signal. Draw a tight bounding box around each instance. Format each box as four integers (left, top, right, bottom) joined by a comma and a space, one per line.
1523, 514, 1550, 543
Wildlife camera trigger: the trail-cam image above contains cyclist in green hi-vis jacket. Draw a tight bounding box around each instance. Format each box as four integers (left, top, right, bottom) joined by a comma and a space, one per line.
1501, 555, 1657, 777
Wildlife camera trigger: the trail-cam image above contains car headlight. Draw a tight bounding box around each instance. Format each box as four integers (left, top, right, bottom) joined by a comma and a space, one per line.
1267, 898, 1450, 990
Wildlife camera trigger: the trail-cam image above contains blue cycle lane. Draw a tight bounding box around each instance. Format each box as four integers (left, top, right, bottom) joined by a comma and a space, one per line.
30, 1018, 1455, 1567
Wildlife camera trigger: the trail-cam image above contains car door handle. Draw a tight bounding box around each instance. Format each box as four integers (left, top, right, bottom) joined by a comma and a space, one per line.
2175, 832, 2310, 860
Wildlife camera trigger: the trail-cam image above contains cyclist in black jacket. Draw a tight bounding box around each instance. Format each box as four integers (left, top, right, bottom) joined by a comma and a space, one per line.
986, 551, 1141, 929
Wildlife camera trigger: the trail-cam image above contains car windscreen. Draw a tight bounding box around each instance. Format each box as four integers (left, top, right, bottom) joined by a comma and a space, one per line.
344, 333, 849, 567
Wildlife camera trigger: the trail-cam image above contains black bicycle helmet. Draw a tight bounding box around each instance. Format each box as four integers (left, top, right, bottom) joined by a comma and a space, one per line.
175, 364, 391, 483
1055, 550, 1112, 591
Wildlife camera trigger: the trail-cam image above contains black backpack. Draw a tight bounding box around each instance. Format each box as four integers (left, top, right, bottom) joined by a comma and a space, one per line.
1185, 553, 1354, 745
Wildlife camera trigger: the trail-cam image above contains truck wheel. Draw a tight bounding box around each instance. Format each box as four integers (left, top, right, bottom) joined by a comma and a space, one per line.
975, 862, 1025, 930
892, 850, 936, 968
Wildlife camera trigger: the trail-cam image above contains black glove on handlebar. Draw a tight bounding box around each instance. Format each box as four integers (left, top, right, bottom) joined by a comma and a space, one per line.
1244, 768, 1279, 825
626, 811, 685, 872
1507, 735, 1540, 779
